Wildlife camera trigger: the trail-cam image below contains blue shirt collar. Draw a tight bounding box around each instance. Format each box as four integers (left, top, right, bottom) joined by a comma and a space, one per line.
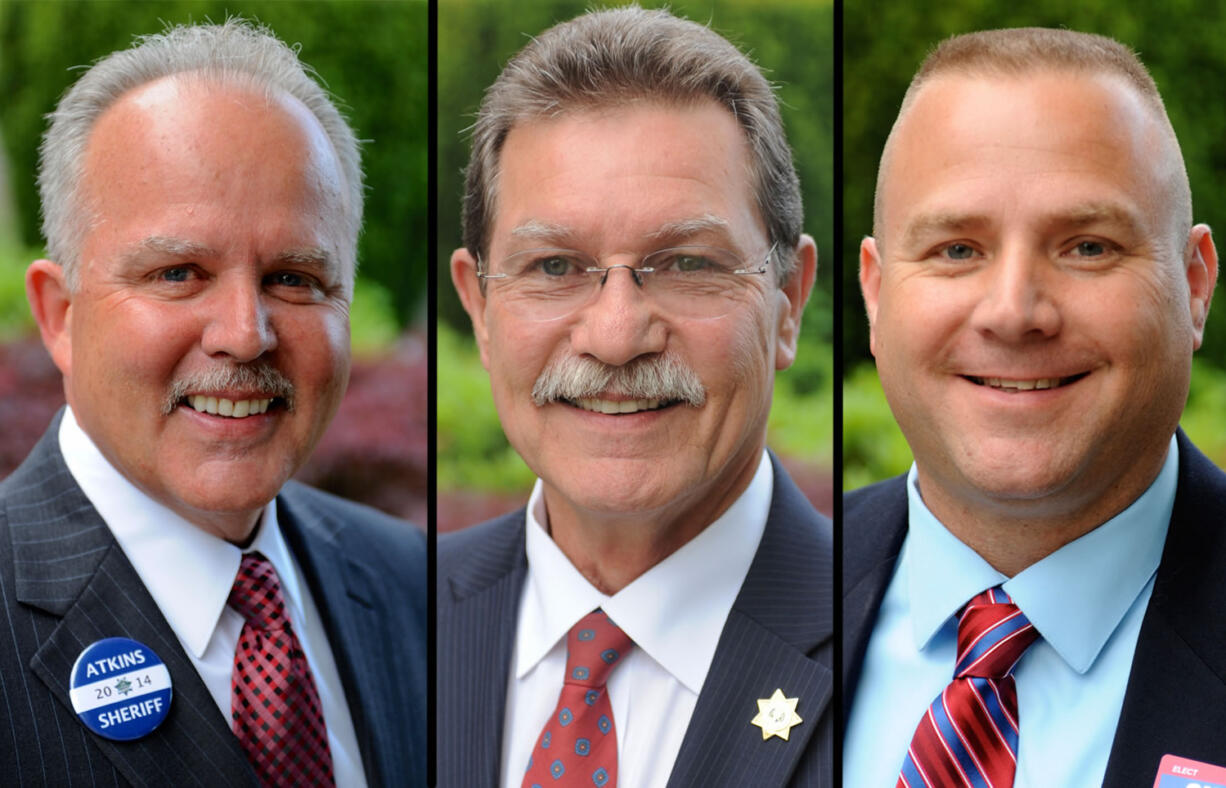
904, 434, 1177, 674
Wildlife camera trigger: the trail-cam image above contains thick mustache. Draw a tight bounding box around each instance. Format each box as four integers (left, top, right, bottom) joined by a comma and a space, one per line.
163, 364, 296, 415
531, 354, 706, 407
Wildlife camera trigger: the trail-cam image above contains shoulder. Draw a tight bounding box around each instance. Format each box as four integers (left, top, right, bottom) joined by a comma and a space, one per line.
438, 508, 525, 588
844, 474, 908, 521
279, 480, 425, 576
767, 453, 832, 544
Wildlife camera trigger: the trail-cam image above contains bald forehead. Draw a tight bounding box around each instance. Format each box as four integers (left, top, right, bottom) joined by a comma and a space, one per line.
874, 68, 1190, 245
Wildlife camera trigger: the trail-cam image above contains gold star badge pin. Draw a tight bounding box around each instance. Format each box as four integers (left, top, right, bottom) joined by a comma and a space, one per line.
751, 688, 802, 741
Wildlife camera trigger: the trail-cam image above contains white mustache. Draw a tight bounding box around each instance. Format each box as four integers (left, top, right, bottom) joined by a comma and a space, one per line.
531, 354, 706, 407
163, 364, 295, 415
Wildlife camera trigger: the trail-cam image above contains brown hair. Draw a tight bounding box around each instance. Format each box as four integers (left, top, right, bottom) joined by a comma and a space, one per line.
462, 5, 803, 281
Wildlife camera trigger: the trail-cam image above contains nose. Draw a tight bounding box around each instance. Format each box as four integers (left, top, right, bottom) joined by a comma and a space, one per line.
200, 275, 278, 361
568, 265, 666, 366
969, 246, 1062, 342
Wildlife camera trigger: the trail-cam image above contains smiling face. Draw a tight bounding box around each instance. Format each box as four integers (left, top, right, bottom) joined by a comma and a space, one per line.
43, 77, 352, 541
453, 100, 811, 534
862, 70, 1216, 528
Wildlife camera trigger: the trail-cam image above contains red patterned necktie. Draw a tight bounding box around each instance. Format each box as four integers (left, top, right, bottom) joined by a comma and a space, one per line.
229, 551, 335, 787
898, 587, 1039, 788
522, 609, 634, 788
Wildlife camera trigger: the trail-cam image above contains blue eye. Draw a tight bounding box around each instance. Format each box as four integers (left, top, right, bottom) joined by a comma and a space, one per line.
1074, 240, 1106, 256
943, 243, 975, 260
672, 254, 711, 272
160, 267, 192, 282
537, 256, 572, 277
269, 271, 306, 287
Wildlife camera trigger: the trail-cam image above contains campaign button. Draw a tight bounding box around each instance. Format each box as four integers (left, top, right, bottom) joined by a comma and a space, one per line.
69, 637, 172, 741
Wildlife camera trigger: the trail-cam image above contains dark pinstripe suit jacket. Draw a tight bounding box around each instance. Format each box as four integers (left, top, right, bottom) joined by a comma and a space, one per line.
843, 430, 1226, 788
0, 414, 426, 786
438, 453, 833, 787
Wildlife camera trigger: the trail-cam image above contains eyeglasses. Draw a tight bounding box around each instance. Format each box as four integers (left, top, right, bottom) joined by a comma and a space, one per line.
478, 244, 774, 321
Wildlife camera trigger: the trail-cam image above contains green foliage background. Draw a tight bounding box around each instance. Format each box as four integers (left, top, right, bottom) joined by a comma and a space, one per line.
437, 0, 834, 494
843, 1, 1226, 488
0, 0, 427, 327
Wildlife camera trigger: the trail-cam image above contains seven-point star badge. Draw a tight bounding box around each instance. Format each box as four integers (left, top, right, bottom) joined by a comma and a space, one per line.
114, 677, 133, 697
751, 688, 802, 740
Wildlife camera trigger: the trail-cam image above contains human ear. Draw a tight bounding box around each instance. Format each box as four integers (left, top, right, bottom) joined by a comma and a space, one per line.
451, 247, 492, 369
1186, 224, 1218, 348
774, 234, 817, 370
26, 260, 73, 376
859, 237, 883, 357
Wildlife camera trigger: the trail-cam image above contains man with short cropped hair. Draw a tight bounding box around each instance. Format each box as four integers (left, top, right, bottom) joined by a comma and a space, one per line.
845, 27, 1226, 787
440, 7, 832, 787
0, 20, 424, 784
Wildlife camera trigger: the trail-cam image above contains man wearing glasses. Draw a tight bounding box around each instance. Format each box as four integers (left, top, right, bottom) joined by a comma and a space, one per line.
441, 7, 832, 787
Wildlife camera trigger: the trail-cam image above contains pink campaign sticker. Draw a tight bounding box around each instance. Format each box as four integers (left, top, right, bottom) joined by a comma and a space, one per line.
1154, 754, 1226, 788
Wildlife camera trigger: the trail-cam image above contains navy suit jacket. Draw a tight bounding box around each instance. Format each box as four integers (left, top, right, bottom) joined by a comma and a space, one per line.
0, 414, 426, 786
843, 431, 1226, 787
437, 454, 834, 787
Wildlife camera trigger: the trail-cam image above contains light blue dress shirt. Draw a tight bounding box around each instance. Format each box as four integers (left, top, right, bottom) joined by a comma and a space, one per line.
844, 436, 1178, 787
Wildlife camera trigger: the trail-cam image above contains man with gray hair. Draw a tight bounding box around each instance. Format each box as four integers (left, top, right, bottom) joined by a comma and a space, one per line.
0, 20, 424, 784
441, 7, 832, 786
846, 27, 1226, 787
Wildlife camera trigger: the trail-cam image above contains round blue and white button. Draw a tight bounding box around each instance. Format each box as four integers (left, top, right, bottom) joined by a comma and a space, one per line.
69, 637, 172, 741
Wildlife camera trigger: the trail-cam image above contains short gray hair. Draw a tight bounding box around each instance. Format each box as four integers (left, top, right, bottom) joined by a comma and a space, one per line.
39, 18, 363, 290
463, 5, 803, 282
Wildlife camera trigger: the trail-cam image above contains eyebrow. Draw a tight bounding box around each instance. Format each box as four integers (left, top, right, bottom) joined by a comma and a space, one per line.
274, 247, 338, 271
120, 236, 218, 264
901, 202, 1147, 247
507, 214, 733, 248
645, 214, 731, 243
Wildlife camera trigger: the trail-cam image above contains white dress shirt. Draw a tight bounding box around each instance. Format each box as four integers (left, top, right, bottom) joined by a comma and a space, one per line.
844, 437, 1178, 787
59, 407, 366, 786
499, 451, 773, 788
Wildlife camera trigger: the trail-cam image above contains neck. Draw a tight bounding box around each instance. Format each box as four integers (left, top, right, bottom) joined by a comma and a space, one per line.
917, 449, 1169, 577
539, 454, 760, 594
182, 506, 263, 547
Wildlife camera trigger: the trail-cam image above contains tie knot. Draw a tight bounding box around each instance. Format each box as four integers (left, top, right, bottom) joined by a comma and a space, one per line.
564, 609, 633, 689
228, 552, 289, 631
955, 587, 1038, 680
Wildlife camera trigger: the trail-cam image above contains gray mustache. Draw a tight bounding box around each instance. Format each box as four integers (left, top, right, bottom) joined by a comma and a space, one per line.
532, 354, 706, 407
163, 364, 296, 414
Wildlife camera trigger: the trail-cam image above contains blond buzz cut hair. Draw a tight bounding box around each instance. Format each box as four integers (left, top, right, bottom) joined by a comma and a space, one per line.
873, 27, 1191, 244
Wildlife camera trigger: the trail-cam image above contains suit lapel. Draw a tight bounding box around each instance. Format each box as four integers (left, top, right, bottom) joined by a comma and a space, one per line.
277, 488, 425, 786
1102, 434, 1226, 785
437, 511, 527, 787
841, 476, 908, 721
7, 421, 254, 786
667, 457, 834, 786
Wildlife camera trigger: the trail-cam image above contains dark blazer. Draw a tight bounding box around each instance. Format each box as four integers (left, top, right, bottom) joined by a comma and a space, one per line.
0, 414, 426, 786
438, 454, 834, 787
843, 430, 1226, 788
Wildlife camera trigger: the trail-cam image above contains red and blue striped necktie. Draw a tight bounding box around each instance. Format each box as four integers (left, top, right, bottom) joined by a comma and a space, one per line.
898, 587, 1039, 788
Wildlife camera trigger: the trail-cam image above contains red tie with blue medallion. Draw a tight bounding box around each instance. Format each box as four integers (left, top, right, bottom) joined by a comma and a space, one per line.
898, 587, 1039, 788
523, 609, 634, 788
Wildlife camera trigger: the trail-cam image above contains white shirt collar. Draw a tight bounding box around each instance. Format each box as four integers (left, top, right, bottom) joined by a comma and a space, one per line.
904, 434, 1178, 673
58, 406, 304, 659
516, 450, 772, 694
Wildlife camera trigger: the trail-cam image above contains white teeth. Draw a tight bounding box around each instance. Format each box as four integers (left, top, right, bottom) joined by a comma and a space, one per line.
983, 377, 1062, 392
184, 396, 272, 418
575, 397, 665, 414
